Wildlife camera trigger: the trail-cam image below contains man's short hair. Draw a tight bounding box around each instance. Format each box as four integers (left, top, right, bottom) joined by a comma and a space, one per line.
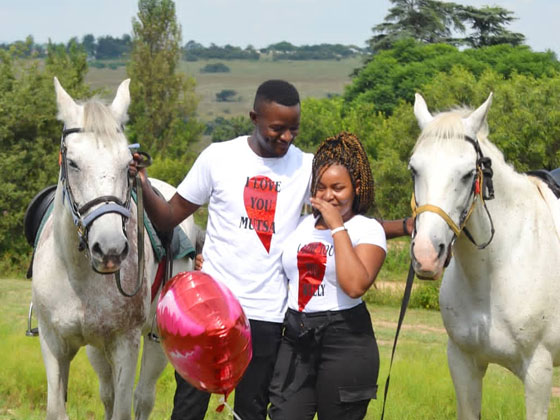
253, 80, 300, 111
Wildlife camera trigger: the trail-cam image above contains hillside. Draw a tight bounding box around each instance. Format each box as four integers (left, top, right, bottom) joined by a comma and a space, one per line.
85, 57, 362, 121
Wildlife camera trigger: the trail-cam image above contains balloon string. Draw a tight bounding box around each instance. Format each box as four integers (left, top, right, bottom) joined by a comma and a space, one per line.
218, 396, 243, 420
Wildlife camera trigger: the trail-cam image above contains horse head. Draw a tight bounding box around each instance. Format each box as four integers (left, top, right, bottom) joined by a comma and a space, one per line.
409, 93, 493, 279
54, 77, 133, 274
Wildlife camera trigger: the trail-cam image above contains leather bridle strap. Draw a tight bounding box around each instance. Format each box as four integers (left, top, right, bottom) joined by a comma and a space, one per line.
411, 199, 463, 237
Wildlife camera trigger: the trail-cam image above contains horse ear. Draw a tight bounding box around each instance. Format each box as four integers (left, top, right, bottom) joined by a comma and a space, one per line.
414, 93, 433, 130
463, 92, 493, 139
110, 79, 131, 124
54, 77, 81, 124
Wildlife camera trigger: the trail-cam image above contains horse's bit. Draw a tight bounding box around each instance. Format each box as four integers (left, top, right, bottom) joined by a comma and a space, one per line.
59, 127, 147, 297
411, 135, 496, 252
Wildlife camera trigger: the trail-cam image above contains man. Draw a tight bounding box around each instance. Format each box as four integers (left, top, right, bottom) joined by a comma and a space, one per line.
133, 80, 312, 420
131, 80, 413, 420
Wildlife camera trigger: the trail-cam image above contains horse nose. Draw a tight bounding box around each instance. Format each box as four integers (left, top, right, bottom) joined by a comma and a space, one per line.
91, 240, 129, 265
411, 237, 445, 279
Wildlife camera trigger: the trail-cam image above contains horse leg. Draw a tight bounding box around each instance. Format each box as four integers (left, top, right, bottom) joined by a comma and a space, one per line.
133, 336, 168, 420
108, 331, 141, 420
86, 345, 115, 420
522, 347, 553, 420
38, 322, 78, 420
447, 340, 487, 420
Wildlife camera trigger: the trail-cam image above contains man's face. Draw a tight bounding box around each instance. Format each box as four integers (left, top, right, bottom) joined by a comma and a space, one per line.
249, 101, 301, 158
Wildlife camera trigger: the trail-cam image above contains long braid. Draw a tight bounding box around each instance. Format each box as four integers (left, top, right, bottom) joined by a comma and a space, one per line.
311, 131, 374, 215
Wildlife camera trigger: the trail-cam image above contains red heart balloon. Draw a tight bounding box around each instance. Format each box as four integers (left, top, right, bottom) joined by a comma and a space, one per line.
156, 271, 252, 398
243, 175, 278, 253
297, 242, 327, 311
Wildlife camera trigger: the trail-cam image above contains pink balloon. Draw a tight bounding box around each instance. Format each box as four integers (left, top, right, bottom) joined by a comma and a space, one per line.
157, 271, 252, 398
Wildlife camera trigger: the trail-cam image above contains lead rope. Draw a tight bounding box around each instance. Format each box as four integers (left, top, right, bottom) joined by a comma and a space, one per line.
115, 173, 145, 297
380, 263, 415, 420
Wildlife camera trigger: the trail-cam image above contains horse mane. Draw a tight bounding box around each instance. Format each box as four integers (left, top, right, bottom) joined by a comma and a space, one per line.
81, 98, 127, 147
414, 106, 514, 175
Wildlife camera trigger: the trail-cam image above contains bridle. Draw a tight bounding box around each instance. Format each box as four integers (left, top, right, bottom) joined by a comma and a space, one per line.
60, 127, 132, 251
411, 135, 496, 254
59, 127, 146, 297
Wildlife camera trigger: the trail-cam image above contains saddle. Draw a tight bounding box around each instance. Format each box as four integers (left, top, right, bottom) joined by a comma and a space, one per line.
526, 168, 560, 199
24, 185, 195, 279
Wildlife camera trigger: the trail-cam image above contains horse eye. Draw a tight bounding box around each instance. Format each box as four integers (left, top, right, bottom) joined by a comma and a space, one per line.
461, 170, 475, 183
68, 160, 79, 171
408, 165, 417, 179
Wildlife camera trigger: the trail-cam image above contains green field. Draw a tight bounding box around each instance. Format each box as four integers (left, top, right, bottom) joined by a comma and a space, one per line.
2, 278, 560, 419
85, 57, 363, 121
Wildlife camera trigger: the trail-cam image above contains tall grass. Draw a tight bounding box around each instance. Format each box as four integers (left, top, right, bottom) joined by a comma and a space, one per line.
2, 278, 559, 419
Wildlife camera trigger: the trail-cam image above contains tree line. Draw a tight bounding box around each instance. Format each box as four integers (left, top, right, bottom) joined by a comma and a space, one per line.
1, 36, 366, 61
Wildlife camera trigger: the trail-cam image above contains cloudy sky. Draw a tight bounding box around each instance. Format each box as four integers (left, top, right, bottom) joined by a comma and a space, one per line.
0, 0, 557, 54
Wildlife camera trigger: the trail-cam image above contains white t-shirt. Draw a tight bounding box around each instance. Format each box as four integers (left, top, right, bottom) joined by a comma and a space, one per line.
282, 214, 387, 312
177, 136, 313, 322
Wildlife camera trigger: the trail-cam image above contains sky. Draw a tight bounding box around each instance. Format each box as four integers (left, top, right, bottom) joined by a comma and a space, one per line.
0, 0, 558, 54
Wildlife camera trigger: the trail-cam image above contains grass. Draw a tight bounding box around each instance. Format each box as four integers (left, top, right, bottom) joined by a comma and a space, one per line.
2, 277, 560, 419
85, 57, 363, 121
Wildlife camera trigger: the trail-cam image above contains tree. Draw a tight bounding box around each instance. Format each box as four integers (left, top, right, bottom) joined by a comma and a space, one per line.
82, 34, 96, 58
368, 0, 465, 53
127, 0, 203, 160
367, 0, 526, 54
346, 40, 559, 115
0, 40, 91, 273
208, 116, 254, 142
458, 6, 525, 48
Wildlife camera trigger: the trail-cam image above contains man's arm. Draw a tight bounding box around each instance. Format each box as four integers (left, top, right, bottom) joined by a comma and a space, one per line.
131, 153, 200, 232
379, 217, 413, 239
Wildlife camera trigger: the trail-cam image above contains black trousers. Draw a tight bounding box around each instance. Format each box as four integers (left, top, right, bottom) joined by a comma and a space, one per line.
268, 303, 379, 420
171, 318, 283, 420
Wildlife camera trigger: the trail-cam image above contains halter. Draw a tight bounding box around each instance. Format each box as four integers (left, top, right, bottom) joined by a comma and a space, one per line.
60, 127, 132, 251
411, 135, 496, 251
59, 127, 145, 297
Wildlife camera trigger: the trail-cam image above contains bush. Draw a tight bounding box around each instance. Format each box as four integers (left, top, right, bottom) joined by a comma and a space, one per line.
200, 62, 230, 73
410, 281, 440, 310
215, 89, 237, 102
89, 61, 106, 68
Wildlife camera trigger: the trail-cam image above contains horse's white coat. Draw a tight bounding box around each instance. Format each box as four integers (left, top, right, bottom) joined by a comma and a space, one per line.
410, 94, 560, 420
32, 78, 194, 420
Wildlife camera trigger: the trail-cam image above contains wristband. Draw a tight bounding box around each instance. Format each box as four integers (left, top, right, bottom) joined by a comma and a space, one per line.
402, 217, 410, 235
331, 226, 347, 237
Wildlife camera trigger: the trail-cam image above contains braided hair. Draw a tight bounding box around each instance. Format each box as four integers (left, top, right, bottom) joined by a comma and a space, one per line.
311, 131, 374, 216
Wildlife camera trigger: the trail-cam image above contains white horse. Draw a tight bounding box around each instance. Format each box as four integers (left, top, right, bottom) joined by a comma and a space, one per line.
32, 78, 196, 420
409, 93, 560, 419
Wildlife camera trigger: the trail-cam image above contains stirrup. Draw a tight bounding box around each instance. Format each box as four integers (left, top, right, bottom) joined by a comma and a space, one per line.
26, 302, 39, 337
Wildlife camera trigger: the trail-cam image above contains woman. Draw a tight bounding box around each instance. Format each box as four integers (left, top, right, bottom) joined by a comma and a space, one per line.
268, 132, 386, 420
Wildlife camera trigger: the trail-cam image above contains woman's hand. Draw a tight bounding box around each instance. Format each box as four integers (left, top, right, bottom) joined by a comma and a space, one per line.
309, 197, 344, 230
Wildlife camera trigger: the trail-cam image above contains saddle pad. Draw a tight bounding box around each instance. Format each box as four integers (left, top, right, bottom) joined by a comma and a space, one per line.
131, 189, 195, 261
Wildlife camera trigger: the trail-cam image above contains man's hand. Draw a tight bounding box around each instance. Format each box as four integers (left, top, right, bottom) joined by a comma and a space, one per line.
129, 152, 148, 182
194, 254, 204, 271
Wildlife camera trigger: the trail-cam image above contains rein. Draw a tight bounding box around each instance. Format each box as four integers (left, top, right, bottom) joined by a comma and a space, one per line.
60, 127, 150, 297
411, 135, 496, 251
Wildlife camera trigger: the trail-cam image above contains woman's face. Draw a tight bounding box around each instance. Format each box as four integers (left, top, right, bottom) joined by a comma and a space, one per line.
314, 164, 358, 222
